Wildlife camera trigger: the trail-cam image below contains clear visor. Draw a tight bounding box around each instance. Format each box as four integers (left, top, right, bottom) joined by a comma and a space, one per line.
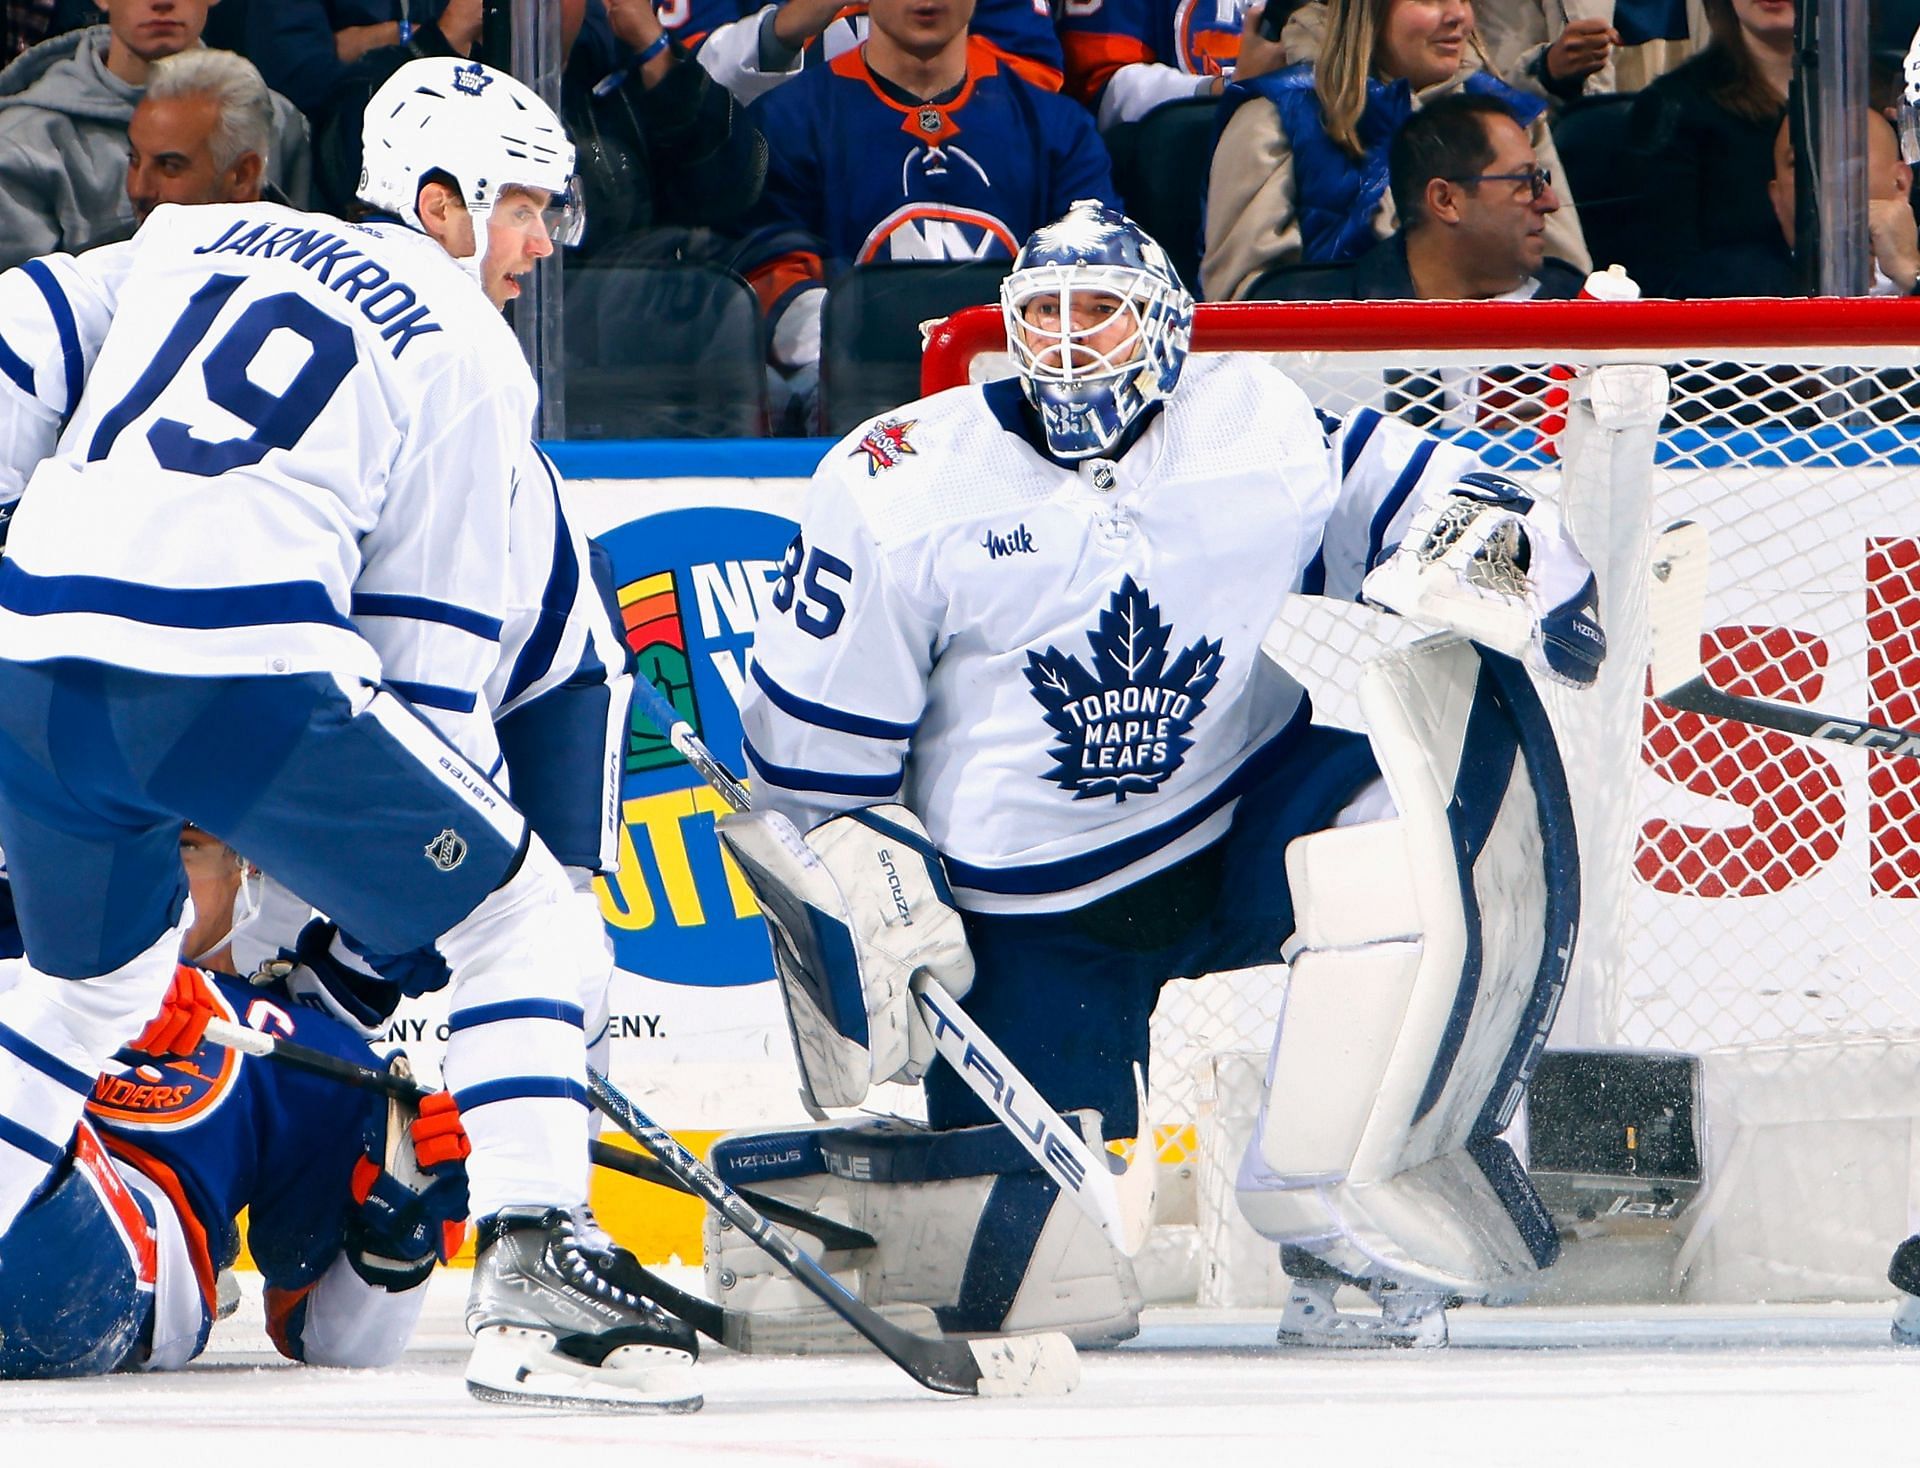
1003, 265, 1155, 386
485, 177, 587, 249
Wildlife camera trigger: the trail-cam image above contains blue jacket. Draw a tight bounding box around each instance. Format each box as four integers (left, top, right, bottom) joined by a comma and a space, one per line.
1222, 63, 1545, 266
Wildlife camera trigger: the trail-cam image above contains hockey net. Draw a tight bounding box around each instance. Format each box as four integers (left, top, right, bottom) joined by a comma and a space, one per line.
924, 297, 1920, 1307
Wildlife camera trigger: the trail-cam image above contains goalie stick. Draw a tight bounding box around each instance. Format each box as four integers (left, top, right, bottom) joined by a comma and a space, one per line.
116, 1017, 877, 1254
630, 674, 1142, 1255
1649, 521, 1920, 758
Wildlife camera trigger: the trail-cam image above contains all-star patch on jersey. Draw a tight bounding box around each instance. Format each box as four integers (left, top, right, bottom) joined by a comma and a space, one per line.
740, 354, 1487, 915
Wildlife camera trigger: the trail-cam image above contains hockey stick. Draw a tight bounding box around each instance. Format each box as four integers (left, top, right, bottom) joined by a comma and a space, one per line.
1649, 521, 1920, 758
112, 1017, 877, 1254
631, 675, 1140, 1254
586, 1064, 1077, 1396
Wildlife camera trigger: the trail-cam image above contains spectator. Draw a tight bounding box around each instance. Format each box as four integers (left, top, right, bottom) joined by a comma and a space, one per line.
1256, 91, 1587, 298
692, 0, 1064, 105
112, 48, 278, 240
1058, 0, 1290, 130
1203, 0, 1588, 301
738, 0, 1116, 430
1476, 1, 1709, 100
0, 0, 309, 268
243, 0, 459, 120
1618, 0, 1791, 297
1754, 109, 1920, 294
312, 0, 763, 249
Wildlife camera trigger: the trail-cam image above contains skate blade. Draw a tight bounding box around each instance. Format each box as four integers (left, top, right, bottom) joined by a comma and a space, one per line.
1274, 1325, 1446, 1351
968, 1330, 1080, 1397
729, 1303, 941, 1355
466, 1326, 702, 1413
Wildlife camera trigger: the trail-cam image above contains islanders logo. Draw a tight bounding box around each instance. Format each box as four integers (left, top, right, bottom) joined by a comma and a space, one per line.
1024, 577, 1222, 801
853, 418, 917, 476
86, 977, 241, 1131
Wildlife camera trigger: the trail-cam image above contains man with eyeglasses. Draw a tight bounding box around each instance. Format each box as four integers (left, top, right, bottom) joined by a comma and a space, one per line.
1254, 92, 1590, 301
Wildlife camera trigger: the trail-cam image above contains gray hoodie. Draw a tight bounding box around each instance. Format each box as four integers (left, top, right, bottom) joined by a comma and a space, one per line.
0, 27, 312, 269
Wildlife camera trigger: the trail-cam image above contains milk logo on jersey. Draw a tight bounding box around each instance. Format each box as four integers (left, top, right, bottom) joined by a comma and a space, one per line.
425, 828, 467, 871
852, 418, 917, 475
452, 61, 493, 95
1025, 577, 1222, 801
618, 568, 703, 774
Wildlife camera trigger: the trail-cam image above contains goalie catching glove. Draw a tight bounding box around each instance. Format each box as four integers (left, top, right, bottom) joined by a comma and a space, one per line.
1361, 472, 1605, 689
717, 803, 974, 1110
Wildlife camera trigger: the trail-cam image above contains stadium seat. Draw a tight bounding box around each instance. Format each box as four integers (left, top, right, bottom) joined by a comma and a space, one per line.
563, 261, 768, 438
1549, 94, 1642, 281
1104, 96, 1218, 293
820, 261, 1010, 435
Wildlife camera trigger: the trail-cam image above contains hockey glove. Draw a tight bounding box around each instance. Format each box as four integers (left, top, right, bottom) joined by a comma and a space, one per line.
266, 919, 451, 1038
343, 1058, 471, 1292
1361, 472, 1606, 689
129, 964, 221, 1059
717, 803, 975, 1110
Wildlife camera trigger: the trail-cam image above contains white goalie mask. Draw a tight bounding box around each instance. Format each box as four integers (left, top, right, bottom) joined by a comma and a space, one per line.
358, 57, 585, 270
1000, 201, 1193, 460
1902, 24, 1920, 164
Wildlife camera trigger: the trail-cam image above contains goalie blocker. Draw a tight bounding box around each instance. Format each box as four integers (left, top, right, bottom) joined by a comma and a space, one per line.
1238, 640, 1578, 1340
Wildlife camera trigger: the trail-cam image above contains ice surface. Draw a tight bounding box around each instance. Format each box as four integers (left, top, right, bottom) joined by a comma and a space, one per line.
2, 1270, 1911, 1467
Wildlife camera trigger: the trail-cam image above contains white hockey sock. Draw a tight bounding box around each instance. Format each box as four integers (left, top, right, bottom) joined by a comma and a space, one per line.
0, 917, 186, 1234
438, 844, 591, 1218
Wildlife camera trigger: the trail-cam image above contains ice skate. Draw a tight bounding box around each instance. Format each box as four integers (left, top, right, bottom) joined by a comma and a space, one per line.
1273, 1251, 1449, 1349
465, 1206, 702, 1412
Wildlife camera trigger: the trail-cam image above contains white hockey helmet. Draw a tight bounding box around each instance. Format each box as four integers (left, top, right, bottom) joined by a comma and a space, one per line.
358, 57, 584, 248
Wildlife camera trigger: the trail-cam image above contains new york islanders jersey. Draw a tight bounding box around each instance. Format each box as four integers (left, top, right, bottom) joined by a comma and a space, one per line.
688, 0, 1064, 99
1061, 0, 1242, 124
743, 38, 1116, 297
739, 356, 1483, 914
0, 204, 533, 765
80, 971, 416, 1369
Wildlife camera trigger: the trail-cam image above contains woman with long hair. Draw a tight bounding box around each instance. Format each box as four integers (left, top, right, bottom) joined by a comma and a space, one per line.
1619, 0, 1794, 296
1201, 0, 1588, 301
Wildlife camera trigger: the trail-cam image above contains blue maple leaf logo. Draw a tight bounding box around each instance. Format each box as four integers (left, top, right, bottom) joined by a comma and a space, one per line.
452, 62, 493, 96
1023, 577, 1222, 801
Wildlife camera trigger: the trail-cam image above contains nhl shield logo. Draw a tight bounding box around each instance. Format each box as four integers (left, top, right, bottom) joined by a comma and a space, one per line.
425, 828, 468, 871
1024, 577, 1222, 802
917, 107, 942, 134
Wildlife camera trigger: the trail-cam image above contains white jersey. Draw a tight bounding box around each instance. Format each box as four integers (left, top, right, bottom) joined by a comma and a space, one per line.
0, 203, 533, 764
739, 354, 1482, 914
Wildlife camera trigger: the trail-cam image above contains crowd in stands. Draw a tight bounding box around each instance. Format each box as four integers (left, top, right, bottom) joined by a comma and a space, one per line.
1, 0, 1918, 435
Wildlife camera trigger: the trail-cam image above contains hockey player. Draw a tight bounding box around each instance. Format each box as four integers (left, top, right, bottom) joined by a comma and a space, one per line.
0, 828, 472, 1379
707, 200, 1600, 1348
0, 57, 696, 1409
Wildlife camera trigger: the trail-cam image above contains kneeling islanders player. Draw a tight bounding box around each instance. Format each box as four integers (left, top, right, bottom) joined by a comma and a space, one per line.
0, 829, 469, 1378
712, 202, 1599, 1348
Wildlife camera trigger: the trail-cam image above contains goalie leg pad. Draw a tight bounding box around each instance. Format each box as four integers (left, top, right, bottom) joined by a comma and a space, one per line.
717, 804, 973, 1110
706, 1117, 1141, 1348
1238, 641, 1576, 1295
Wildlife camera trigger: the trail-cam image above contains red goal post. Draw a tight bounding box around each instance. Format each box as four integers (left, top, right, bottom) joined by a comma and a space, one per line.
919, 297, 1920, 1307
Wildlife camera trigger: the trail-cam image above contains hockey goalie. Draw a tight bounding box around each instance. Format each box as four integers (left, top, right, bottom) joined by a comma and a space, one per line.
706, 201, 1600, 1351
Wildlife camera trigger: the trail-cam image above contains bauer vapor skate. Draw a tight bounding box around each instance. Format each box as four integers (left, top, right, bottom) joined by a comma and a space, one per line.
465, 1206, 701, 1411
